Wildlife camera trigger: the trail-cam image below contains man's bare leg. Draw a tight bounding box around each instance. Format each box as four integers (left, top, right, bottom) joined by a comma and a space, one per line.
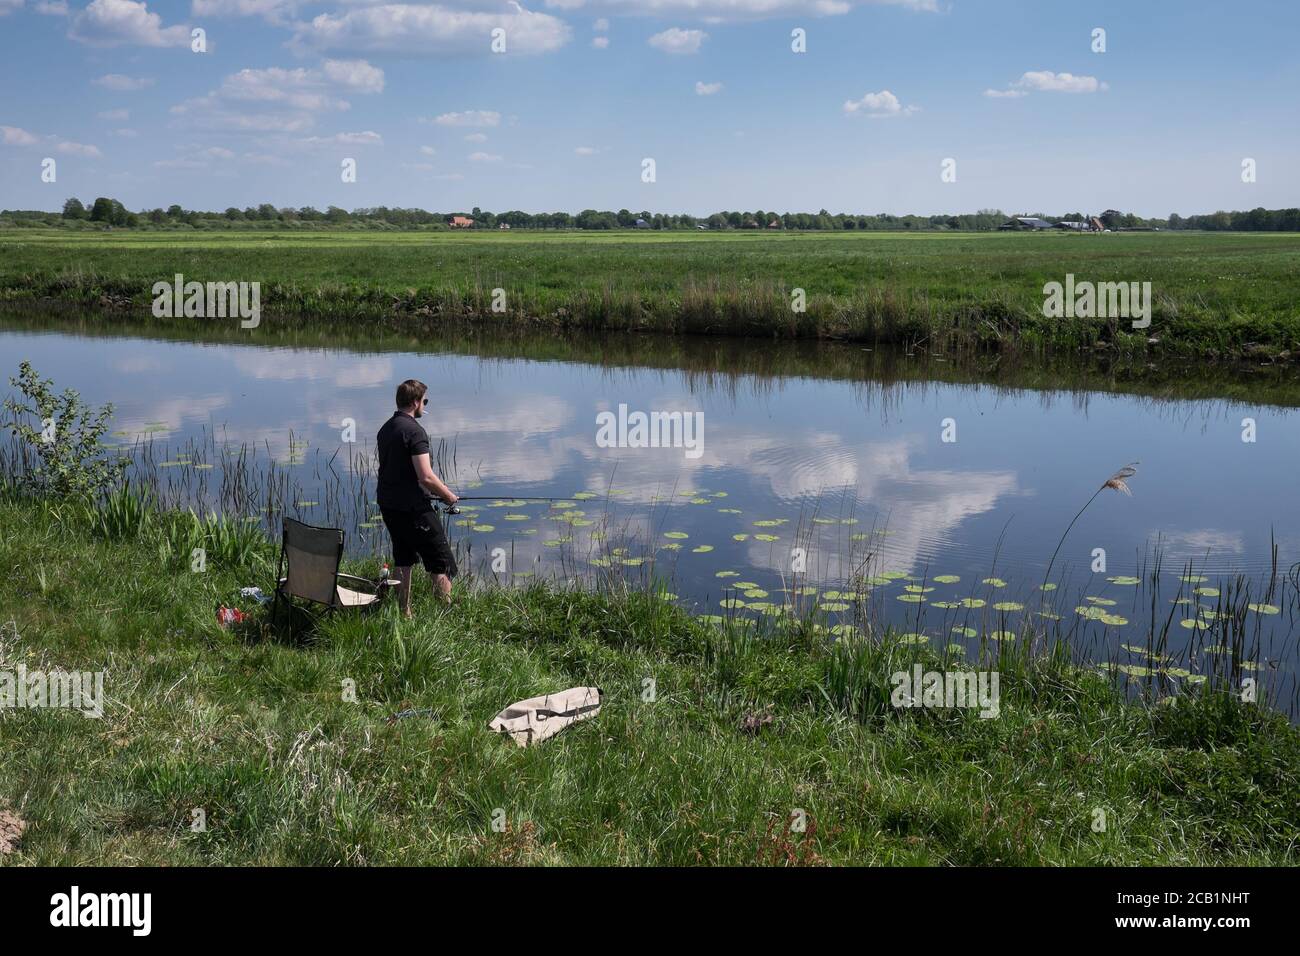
431, 572, 451, 604
394, 565, 415, 618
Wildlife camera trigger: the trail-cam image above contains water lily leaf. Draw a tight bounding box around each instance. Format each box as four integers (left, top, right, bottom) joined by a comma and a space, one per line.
932, 600, 961, 609
1099, 613, 1128, 626
933, 574, 960, 584
960, 598, 986, 609
743, 589, 769, 599
951, 627, 977, 638
1107, 576, 1141, 585
720, 598, 747, 609
754, 534, 780, 542
733, 533, 750, 542
1247, 603, 1279, 614
1193, 587, 1220, 597
753, 519, 788, 527
904, 585, 935, 593
1085, 596, 1118, 606
982, 578, 1007, 588
898, 633, 929, 644
993, 602, 1024, 612
716, 570, 739, 578
990, 630, 1017, 641
719, 508, 742, 514
1180, 574, 1207, 583
691, 545, 714, 553
504, 514, 530, 521
1179, 618, 1210, 630
897, 594, 926, 603
946, 643, 966, 655
819, 601, 850, 611
664, 531, 689, 539
471, 524, 495, 532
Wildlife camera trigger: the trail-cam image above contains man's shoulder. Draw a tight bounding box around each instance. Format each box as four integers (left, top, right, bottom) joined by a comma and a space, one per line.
389, 413, 429, 447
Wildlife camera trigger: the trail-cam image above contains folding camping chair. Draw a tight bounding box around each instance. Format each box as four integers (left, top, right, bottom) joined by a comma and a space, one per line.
272, 517, 388, 637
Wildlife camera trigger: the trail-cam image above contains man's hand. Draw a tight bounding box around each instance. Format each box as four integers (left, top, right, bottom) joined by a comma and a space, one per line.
442, 490, 459, 506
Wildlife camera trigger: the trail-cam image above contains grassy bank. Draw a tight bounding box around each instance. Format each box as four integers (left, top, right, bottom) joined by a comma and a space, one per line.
2, 229, 1299, 363
1, 492, 1297, 866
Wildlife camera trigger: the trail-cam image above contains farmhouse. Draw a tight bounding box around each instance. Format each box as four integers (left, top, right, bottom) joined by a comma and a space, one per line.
999, 216, 1056, 231
449, 215, 474, 228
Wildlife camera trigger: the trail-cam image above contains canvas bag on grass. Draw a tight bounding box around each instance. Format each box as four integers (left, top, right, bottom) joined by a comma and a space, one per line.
488, 687, 602, 748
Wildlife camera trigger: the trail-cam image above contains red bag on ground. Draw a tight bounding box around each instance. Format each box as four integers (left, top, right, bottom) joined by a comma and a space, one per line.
216, 605, 247, 627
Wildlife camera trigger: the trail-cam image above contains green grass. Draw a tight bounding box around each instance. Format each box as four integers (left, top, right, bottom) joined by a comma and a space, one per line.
3, 229, 1299, 361
1, 491, 1297, 866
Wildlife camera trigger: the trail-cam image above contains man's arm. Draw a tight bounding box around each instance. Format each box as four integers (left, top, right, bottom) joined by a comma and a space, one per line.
412, 453, 458, 504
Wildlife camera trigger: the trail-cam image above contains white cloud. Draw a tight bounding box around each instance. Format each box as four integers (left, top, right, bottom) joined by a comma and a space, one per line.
171, 61, 384, 133
574, 145, 598, 155
430, 110, 501, 127
987, 71, 1108, 98
2, 125, 102, 157
842, 89, 918, 118
0, 126, 41, 146
297, 130, 383, 147
93, 73, 155, 91
97, 108, 130, 120
112, 128, 139, 137
1015, 70, 1108, 93
648, 27, 705, 54
69, 0, 191, 48
419, 145, 437, 156
290, 4, 571, 57
321, 58, 386, 93
468, 151, 502, 162
0, 0, 23, 14
191, 0, 295, 19
591, 35, 608, 48
55, 140, 104, 157
463, 132, 488, 142
550, 0, 937, 21
592, 16, 608, 30
35, 0, 69, 15
694, 80, 722, 96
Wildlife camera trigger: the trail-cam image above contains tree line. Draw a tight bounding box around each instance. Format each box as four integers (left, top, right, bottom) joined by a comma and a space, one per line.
1, 198, 1297, 232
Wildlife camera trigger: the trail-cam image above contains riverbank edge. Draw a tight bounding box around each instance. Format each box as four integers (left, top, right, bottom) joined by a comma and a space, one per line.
1, 490, 1297, 866
2, 269, 1298, 368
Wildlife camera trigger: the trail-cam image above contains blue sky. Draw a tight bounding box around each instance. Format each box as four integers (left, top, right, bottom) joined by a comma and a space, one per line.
1, 0, 1297, 216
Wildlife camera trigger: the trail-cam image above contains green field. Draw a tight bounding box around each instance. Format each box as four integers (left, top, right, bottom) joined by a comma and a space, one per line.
3, 229, 1298, 362
1, 491, 1298, 866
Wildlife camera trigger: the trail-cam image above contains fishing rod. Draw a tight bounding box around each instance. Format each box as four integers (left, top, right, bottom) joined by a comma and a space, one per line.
434, 495, 583, 515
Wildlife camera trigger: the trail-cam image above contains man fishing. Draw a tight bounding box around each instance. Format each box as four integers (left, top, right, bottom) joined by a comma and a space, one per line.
377, 379, 459, 614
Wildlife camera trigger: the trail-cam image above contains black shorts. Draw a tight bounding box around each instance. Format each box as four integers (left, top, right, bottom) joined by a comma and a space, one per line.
380, 506, 458, 577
